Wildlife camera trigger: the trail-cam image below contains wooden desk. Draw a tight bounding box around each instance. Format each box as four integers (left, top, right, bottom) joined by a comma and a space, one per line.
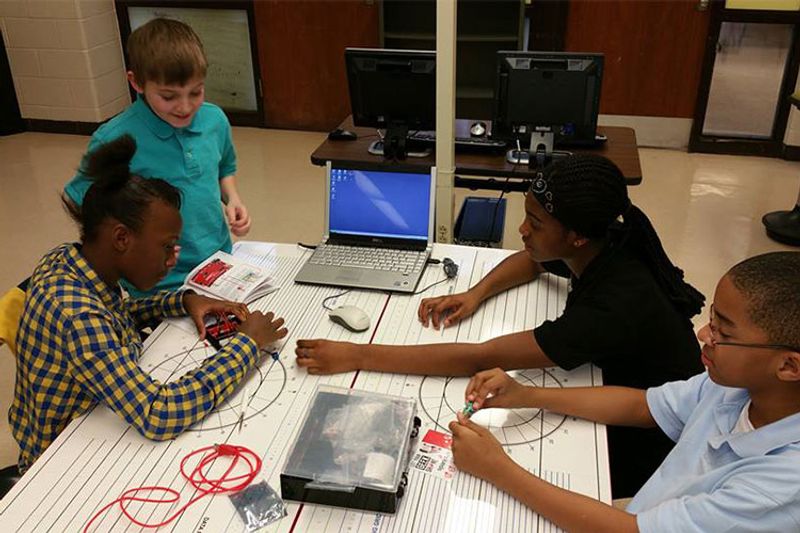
0, 243, 609, 532
311, 116, 643, 189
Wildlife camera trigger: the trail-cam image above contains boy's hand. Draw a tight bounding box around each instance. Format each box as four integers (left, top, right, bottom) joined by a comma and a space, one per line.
225, 200, 251, 237
182, 292, 248, 339
466, 368, 531, 410
419, 290, 481, 329
449, 413, 512, 482
238, 311, 288, 350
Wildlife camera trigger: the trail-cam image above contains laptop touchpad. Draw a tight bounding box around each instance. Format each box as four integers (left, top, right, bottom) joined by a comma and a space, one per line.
336, 272, 362, 282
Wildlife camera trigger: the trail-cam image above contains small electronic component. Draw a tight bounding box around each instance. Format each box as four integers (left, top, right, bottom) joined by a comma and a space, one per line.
462, 401, 476, 418
205, 313, 241, 350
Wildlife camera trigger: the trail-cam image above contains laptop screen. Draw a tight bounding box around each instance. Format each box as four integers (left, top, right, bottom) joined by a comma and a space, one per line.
329, 167, 431, 241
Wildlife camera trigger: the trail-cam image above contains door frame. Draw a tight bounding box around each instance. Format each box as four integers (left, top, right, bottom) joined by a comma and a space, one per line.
689, 0, 800, 157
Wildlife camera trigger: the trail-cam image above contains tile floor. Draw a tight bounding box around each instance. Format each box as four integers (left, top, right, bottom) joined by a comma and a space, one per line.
0, 128, 797, 469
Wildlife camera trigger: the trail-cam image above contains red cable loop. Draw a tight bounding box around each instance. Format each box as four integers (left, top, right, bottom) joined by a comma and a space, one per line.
83, 444, 262, 532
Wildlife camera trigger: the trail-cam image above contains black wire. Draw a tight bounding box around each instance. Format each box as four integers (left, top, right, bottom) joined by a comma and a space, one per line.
297, 242, 317, 250
322, 289, 352, 311
485, 176, 511, 245
413, 277, 451, 296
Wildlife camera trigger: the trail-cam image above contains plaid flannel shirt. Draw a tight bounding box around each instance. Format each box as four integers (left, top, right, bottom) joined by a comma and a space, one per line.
10, 244, 258, 472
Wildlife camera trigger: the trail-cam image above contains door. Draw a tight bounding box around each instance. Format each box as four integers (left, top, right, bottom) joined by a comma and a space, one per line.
0, 28, 24, 135
689, 2, 800, 156
564, 0, 711, 118
254, 0, 380, 131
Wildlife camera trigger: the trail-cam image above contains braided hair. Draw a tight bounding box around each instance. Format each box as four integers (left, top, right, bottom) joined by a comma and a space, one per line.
529, 154, 705, 319
62, 134, 181, 243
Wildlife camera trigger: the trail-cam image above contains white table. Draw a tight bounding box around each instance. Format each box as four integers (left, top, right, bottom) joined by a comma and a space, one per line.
0, 243, 609, 532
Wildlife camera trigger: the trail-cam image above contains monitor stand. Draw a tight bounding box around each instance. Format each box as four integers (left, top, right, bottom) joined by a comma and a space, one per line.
367, 123, 432, 159
506, 130, 570, 168
368, 140, 432, 159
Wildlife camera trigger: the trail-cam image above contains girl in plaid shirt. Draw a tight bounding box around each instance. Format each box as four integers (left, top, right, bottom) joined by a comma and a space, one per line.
10, 135, 287, 473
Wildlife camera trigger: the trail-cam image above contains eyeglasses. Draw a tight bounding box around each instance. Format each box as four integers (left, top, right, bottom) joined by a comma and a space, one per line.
706, 304, 800, 352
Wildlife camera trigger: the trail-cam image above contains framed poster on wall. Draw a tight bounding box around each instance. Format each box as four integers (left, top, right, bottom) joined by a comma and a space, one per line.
116, 1, 264, 127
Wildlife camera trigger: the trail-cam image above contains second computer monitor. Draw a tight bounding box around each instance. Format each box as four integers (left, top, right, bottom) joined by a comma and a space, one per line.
493, 51, 604, 163
345, 48, 436, 159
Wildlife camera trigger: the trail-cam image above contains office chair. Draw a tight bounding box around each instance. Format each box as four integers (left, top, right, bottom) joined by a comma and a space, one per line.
762, 91, 800, 246
0, 278, 27, 499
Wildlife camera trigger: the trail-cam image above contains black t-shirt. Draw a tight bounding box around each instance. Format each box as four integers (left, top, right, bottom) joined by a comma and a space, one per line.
533, 246, 703, 497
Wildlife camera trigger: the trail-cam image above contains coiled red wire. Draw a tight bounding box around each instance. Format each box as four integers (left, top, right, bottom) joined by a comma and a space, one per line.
83, 443, 262, 532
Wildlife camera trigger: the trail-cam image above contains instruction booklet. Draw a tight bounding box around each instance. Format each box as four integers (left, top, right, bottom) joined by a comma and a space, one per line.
185, 251, 278, 304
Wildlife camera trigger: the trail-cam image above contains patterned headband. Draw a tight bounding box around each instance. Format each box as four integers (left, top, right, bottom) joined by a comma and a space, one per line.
529, 173, 555, 214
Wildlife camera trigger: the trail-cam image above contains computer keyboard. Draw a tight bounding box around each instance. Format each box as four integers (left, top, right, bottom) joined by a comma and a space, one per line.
408, 131, 507, 149
309, 244, 426, 274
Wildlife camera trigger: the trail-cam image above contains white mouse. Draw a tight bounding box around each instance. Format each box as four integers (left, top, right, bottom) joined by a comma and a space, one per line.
328, 305, 370, 332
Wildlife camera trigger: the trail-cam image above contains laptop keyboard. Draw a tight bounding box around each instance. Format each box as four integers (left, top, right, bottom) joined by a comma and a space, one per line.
309, 244, 426, 274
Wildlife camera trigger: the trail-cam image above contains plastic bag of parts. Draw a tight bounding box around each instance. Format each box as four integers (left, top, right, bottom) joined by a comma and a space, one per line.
229, 480, 287, 531
321, 399, 413, 486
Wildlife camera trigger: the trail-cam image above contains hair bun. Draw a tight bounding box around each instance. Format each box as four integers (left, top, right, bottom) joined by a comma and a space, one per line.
83, 134, 137, 190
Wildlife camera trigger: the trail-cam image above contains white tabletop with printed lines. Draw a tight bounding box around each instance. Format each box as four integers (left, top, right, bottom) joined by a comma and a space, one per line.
0, 242, 609, 533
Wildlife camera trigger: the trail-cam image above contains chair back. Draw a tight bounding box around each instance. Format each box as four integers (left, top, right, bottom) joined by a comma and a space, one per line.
0, 285, 26, 355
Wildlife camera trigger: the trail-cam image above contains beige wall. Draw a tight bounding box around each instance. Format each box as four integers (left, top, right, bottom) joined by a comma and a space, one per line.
0, 0, 130, 123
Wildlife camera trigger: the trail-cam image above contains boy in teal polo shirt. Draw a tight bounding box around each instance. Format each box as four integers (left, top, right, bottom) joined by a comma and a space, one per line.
64, 18, 250, 296
450, 251, 800, 532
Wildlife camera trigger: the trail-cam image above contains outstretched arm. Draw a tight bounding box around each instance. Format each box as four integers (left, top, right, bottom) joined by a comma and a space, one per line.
466, 368, 656, 428
420, 251, 545, 328
296, 329, 555, 376
450, 415, 639, 533
471, 250, 545, 302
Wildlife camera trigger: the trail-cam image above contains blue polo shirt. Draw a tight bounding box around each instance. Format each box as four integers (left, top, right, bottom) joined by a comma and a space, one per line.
65, 95, 235, 296
627, 373, 800, 532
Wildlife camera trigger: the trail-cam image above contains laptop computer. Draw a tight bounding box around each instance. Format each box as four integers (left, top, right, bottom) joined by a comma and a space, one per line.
294, 162, 436, 292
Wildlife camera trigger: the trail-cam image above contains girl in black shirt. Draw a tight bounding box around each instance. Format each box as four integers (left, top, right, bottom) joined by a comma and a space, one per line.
296, 154, 705, 496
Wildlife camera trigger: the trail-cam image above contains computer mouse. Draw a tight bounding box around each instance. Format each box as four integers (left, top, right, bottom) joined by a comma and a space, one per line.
328, 128, 358, 141
469, 121, 487, 137
328, 305, 370, 332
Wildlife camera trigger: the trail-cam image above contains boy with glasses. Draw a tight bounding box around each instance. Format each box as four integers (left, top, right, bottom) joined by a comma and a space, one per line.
451, 251, 800, 532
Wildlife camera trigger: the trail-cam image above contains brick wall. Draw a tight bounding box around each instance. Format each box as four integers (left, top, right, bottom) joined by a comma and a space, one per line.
0, 0, 130, 123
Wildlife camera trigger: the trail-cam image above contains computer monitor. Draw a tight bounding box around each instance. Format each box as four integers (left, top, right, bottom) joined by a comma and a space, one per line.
345, 48, 436, 159
493, 51, 604, 167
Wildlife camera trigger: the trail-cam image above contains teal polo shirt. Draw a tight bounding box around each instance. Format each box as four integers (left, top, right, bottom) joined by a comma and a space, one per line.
65, 96, 235, 296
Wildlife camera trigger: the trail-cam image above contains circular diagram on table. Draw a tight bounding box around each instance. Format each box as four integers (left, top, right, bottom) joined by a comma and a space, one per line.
418, 369, 567, 446
145, 343, 287, 432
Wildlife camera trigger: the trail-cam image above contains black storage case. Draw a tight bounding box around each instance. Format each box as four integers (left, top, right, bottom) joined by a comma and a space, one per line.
280, 386, 420, 514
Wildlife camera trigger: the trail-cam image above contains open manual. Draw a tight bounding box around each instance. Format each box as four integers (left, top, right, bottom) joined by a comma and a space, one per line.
185, 250, 279, 304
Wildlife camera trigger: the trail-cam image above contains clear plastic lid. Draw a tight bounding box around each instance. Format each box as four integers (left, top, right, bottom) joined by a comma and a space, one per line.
282, 385, 417, 492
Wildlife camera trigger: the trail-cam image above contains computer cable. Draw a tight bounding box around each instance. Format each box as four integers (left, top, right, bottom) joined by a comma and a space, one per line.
413, 258, 458, 295
322, 289, 352, 311
297, 242, 317, 250
485, 176, 511, 247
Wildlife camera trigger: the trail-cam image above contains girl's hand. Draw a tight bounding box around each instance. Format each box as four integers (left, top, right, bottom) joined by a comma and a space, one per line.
418, 290, 481, 329
238, 311, 288, 349
182, 292, 248, 339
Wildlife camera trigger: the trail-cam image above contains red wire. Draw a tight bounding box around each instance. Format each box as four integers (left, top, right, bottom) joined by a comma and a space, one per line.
83, 444, 262, 532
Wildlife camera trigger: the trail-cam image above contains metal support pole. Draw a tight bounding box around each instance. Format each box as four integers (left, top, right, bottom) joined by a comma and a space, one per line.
435, 0, 457, 243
